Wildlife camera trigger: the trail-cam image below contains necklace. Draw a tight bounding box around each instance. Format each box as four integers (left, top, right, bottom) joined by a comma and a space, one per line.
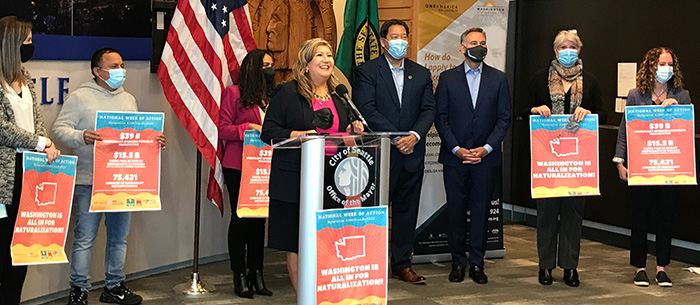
313, 89, 330, 100
652, 87, 667, 104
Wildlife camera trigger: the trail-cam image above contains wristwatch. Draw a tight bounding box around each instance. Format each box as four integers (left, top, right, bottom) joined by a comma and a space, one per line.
612, 157, 624, 164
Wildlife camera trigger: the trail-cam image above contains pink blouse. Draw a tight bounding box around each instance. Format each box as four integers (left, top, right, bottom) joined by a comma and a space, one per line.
312, 97, 340, 134
312, 97, 341, 155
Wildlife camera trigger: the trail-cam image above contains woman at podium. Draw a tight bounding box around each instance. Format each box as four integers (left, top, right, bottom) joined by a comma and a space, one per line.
261, 38, 362, 291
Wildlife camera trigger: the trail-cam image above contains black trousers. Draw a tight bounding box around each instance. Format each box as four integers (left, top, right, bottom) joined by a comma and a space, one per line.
389, 164, 423, 272
443, 164, 496, 268
223, 167, 265, 273
0, 154, 27, 305
630, 186, 678, 268
536, 197, 585, 269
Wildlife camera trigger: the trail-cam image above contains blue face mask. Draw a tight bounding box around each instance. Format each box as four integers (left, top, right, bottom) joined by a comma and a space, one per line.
386, 39, 408, 59
656, 65, 674, 84
557, 49, 578, 67
100, 68, 126, 89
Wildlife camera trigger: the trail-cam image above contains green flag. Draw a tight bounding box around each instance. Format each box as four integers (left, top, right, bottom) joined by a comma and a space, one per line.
336, 0, 380, 84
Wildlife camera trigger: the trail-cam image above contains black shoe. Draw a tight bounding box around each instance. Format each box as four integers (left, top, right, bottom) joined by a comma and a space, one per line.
655, 271, 673, 287
249, 269, 273, 296
234, 271, 255, 298
99, 282, 142, 305
67, 286, 88, 305
448, 265, 466, 282
468, 264, 488, 284
538, 269, 552, 285
563, 269, 580, 287
633, 270, 649, 287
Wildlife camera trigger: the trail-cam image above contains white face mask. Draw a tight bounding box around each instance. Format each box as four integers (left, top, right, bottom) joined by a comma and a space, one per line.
656, 65, 673, 84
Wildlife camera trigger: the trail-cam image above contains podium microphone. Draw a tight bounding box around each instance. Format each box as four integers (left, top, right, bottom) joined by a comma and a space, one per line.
335, 84, 372, 132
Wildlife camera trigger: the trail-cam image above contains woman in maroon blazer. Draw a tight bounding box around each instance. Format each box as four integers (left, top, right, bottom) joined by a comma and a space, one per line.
218, 49, 276, 298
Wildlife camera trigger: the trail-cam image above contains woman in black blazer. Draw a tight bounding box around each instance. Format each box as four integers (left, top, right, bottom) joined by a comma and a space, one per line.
261, 38, 362, 291
523, 30, 606, 288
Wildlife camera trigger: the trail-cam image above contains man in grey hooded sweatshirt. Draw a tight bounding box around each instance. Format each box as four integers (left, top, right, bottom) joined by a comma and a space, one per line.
53, 48, 165, 305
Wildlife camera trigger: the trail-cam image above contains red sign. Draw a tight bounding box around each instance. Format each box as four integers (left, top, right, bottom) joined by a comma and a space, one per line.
530, 115, 600, 198
11, 152, 77, 265
626, 105, 696, 185
237, 130, 271, 217
316, 207, 387, 305
91, 111, 163, 211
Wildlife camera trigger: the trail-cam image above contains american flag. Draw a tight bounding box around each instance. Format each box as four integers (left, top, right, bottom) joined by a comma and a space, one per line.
157, 0, 256, 215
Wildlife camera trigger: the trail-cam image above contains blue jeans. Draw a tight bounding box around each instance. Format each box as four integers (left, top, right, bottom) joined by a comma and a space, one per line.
69, 185, 131, 290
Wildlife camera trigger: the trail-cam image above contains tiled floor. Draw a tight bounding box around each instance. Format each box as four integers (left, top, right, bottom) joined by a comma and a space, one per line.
42, 224, 700, 304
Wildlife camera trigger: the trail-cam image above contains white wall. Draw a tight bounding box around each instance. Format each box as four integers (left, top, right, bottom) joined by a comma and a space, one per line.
21, 61, 230, 302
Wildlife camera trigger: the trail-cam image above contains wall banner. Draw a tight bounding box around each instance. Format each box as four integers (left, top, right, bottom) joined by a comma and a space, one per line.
91, 111, 164, 212
530, 115, 600, 198
11, 152, 77, 265
625, 105, 696, 185
418, 0, 509, 86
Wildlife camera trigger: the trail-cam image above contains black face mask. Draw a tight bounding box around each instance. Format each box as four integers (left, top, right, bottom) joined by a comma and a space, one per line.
262, 67, 276, 86
465, 45, 487, 63
20, 43, 35, 63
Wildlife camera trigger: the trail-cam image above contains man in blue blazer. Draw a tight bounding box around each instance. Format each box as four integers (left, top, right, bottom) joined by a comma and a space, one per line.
434, 27, 511, 284
353, 19, 436, 284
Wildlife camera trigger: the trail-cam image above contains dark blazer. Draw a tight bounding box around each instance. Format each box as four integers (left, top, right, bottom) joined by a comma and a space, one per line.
435, 63, 511, 167
353, 54, 436, 172
614, 86, 692, 161
522, 68, 607, 124
261, 80, 351, 203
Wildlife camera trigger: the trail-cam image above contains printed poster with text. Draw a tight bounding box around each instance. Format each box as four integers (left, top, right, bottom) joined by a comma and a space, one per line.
530, 115, 599, 199
418, 0, 509, 87
11, 152, 77, 265
237, 130, 271, 217
316, 206, 387, 305
91, 111, 163, 212
626, 105, 696, 185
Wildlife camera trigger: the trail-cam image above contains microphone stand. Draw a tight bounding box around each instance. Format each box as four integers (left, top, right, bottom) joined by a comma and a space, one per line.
338, 93, 372, 133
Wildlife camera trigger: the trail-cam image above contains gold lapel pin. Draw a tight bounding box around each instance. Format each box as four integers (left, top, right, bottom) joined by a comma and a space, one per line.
408, 75, 413, 80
